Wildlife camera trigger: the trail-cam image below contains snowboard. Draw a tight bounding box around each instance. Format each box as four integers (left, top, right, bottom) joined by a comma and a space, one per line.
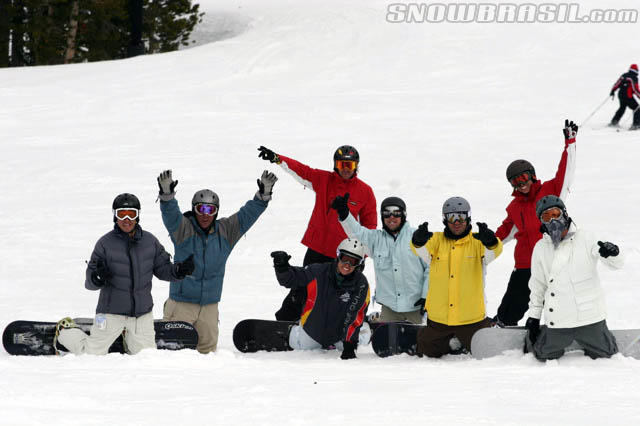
370, 322, 424, 357
470, 327, 640, 360
232, 319, 295, 353
3, 318, 198, 356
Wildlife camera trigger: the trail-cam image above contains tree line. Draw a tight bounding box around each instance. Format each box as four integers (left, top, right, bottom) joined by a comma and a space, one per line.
0, 0, 203, 67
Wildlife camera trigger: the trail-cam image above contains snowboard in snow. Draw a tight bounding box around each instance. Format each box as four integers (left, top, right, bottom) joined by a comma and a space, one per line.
3, 318, 198, 356
370, 322, 424, 358
232, 319, 295, 353
470, 327, 640, 360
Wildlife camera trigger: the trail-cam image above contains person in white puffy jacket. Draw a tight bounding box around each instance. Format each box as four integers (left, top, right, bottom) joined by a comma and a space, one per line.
524, 195, 624, 361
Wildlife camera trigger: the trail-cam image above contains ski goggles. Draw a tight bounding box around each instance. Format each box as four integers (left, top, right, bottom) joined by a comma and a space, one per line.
540, 207, 563, 223
114, 208, 139, 221
335, 160, 357, 171
509, 171, 533, 188
338, 253, 363, 267
444, 212, 468, 224
194, 203, 218, 216
382, 208, 404, 219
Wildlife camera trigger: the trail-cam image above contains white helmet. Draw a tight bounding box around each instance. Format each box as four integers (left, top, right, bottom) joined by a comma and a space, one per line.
336, 238, 365, 263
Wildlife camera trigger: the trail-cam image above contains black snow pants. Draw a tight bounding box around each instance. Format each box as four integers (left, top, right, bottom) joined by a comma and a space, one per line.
611, 93, 640, 126
496, 268, 531, 326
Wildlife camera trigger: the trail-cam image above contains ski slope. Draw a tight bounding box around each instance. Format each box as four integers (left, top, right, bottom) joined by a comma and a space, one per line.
1, 0, 640, 424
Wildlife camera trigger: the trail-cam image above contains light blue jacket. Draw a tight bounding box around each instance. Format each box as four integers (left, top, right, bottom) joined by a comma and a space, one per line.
340, 214, 429, 313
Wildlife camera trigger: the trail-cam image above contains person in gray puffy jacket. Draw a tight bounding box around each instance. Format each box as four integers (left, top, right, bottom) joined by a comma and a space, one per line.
55, 193, 194, 355
524, 195, 624, 361
157, 169, 277, 353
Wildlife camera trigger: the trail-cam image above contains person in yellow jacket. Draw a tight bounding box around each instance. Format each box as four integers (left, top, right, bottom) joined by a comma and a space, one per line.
410, 196, 503, 357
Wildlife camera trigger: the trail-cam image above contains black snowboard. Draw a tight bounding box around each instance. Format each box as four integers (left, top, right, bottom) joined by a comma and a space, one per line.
3, 318, 198, 356
232, 319, 295, 353
371, 322, 425, 357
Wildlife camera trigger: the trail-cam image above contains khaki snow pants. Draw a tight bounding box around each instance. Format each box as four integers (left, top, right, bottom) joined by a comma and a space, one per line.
376, 305, 424, 325
57, 312, 156, 355
163, 298, 219, 354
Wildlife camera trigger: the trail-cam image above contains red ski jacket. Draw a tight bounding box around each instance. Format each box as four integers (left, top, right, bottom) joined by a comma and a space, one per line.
611, 71, 640, 99
278, 155, 377, 258
495, 139, 576, 269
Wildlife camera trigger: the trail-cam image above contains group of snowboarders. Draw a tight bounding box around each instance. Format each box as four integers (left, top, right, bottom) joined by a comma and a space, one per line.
53, 106, 627, 360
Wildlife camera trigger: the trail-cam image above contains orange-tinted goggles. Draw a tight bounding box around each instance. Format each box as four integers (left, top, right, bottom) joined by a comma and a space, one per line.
114, 208, 139, 221
339, 253, 362, 267
336, 160, 357, 171
510, 172, 532, 188
540, 207, 562, 223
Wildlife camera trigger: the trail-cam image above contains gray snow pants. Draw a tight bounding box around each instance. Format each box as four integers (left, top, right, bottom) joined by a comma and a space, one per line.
526, 320, 618, 361
57, 312, 156, 355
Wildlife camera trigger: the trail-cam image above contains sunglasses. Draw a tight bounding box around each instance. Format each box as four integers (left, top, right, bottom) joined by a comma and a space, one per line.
382, 209, 404, 219
195, 203, 218, 216
540, 207, 562, 223
114, 208, 139, 221
444, 212, 468, 224
510, 172, 532, 188
338, 254, 362, 267
335, 160, 357, 171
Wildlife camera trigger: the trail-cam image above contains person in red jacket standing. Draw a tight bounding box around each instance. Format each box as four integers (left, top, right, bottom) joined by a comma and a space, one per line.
492, 120, 578, 326
258, 145, 377, 321
609, 64, 640, 130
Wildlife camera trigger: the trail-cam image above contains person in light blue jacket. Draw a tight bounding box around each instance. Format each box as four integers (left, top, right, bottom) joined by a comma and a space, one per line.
157, 169, 277, 353
331, 195, 429, 324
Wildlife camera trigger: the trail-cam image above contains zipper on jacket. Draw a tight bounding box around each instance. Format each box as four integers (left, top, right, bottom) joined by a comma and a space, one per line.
127, 238, 136, 317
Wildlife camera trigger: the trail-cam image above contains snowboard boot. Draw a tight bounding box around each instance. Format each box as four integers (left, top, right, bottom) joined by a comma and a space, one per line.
53, 317, 78, 355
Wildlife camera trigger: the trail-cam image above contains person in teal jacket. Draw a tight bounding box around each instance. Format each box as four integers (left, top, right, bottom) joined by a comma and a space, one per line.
331, 195, 429, 324
157, 169, 277, 353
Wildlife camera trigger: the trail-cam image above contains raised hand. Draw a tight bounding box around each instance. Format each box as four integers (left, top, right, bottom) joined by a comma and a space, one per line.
157, 169, 178, 200
562, 119, 578, 143
412, 222, 433, 248
257, 170, 278, 201
330, 193, 350, 221
472, 222, 499, 247
257, 146, 280, 164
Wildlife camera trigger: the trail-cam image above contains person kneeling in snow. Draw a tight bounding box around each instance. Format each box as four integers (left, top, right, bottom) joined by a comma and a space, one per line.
55, 193, 194, 355
270, 238, 370, 360
525, 195, 624, 361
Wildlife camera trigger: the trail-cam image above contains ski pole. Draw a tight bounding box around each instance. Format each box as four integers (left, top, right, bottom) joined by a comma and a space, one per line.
580, 95, 610, 126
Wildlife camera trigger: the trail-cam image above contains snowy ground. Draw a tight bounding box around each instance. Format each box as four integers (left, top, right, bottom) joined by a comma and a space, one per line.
2, 0, 640, 424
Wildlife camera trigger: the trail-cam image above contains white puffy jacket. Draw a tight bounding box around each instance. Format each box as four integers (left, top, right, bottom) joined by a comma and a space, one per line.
528, 224, 624, 328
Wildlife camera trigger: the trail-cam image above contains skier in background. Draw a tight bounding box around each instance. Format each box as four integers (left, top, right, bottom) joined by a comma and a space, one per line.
270, 238, 370, 360
332, 194, 429, 324
525, 195, 624, 361
411, 197, 502, 358
157, 169, 277, 354
257, 145, 377, 321
492, 120, 577, 327
54, 193, 194, 355
609, 64, 640, 130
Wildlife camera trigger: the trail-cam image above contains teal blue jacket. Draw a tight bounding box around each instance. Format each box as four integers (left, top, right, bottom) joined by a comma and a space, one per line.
340, 214, 429, 313
160, 196, 267, 305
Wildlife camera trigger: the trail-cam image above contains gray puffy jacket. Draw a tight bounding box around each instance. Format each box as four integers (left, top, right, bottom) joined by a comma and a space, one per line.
85, 224, 178, 317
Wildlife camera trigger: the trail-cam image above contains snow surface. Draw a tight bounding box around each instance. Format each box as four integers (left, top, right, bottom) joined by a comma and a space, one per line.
2, 0, 640, 424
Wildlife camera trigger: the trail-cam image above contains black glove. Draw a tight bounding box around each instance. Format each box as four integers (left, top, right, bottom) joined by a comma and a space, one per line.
562, 119, 578, 142
412, 222, 433, 247
257, 146, 280, 164
91, 259, 112, 287
525, 317, 540, 345
413, 298, 426, 316
472, 222, 499, 247
340, 340, 357, 360
330, 193, 350, 221
610, 91, 615, 99
598, 241, 619, 258
270, 251, 291, 273
174, 254, 195, 279
157, 170, 178, 198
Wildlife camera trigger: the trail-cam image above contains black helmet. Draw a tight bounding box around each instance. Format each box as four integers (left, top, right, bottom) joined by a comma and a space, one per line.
380, 196, 407, 232
334, 145, 360, 162
112, 193, 140, 223
112, 193, 140, 210
535, 195, 567, 220
506, 159, 536, 181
